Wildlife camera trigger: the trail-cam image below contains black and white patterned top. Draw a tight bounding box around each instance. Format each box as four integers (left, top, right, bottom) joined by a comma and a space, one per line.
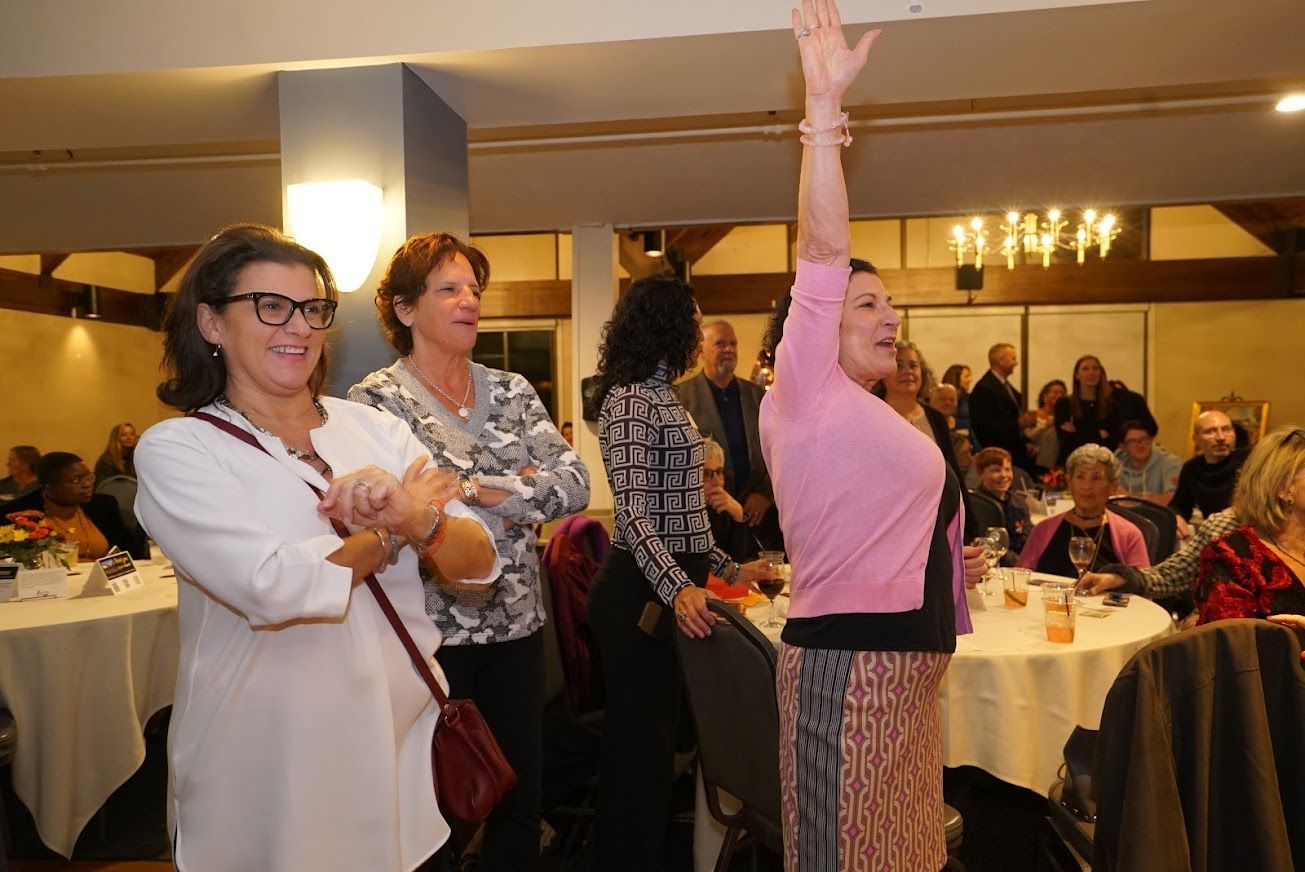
349, 360, 591, 645
600, 363, 732, 606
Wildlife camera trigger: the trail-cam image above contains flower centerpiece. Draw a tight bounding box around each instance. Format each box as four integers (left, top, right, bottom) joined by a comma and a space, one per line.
1040, 467, 1068, 492
0, 511, 65, 569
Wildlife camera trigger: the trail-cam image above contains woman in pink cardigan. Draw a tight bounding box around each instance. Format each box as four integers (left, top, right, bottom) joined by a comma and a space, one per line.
758, 2, 984, 868
1018, 443, 1152, 575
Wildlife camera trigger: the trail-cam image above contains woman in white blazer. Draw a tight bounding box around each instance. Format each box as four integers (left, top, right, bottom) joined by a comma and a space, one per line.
135, 224, 500, 872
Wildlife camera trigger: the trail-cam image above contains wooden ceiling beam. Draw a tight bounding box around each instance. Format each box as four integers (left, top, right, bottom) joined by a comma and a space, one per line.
665, 226, 733, 265
0, 268, 159, 328
616, 231, 665, 280
147, 245, 201, 291
479, 279, 571, 319
39, 253, 69, 282
1214, 198, 1305, 255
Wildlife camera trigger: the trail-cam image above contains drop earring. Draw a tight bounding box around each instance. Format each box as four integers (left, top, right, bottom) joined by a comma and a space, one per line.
212, 344, 222, 358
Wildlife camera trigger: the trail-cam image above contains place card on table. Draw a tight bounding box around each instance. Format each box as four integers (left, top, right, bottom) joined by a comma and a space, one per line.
81, 552, 145, 597
5, 565, 70, 601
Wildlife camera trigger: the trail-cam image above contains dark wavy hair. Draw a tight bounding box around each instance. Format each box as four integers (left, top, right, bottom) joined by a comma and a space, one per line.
374, 232, 491, 356
1037, 378, 1068, 409
763, 257, 876, 354
591, 273, 699, 412
156, 224, 338, 412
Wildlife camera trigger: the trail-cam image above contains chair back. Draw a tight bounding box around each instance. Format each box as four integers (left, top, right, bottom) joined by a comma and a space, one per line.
1104, 504, 1160, 565
1092, 619, 1305, 871
1108, 496, 1178, 559
967, 489, 1006, 534
674, 600, 782, 843
95, 475, 140, 533
542, 534, 604, 713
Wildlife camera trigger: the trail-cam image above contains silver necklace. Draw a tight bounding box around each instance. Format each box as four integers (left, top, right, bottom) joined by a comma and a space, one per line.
217, 395, 332, 475
407, 356, 473, 420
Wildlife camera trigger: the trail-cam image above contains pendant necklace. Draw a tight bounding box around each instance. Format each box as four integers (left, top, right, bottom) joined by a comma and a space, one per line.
407, 356, 473, 420
217, 395, 332, 476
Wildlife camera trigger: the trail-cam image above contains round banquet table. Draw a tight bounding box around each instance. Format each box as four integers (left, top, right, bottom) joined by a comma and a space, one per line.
0, 560, 178, 857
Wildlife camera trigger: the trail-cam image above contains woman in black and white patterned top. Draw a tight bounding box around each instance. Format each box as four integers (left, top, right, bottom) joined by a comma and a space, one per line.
588, 273, 772, 872
350, 232, 589, 872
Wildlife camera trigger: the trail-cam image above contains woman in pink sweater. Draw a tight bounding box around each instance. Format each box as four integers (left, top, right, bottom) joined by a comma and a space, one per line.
758, 2, 982, 868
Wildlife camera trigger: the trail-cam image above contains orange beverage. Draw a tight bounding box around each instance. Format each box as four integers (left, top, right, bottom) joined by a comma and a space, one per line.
1003, 588, 1028, 608
1043, 597, 1077, 643
1046, 623, 1075, 643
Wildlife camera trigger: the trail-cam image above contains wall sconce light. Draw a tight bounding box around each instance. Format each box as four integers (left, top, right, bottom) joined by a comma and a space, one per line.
642, 230, 665, 258
285, 179, 384, 292
72, 284, 101, 319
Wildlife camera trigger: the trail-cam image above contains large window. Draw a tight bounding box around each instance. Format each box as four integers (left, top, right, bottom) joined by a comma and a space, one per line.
472, 328, 557, 421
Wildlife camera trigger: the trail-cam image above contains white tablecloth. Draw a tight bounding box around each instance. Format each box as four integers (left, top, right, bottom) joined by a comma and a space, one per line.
0, 560, 178, 856
694, 578, 1172, 870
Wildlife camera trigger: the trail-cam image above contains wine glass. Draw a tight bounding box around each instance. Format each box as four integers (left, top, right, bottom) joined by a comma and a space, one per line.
970, 536, 997, 595
986, 527, 1010, 566
1068, 536, 1097, 584
756, 573, 786, 628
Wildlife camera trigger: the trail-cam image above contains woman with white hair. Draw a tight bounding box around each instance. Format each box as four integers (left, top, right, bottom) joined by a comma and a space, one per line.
1018, 443, 1151, 575
701, 437, 751, 562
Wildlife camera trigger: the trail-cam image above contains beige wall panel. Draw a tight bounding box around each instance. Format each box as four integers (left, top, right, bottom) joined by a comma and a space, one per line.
0, 256, 39, 273
848, 220, 903, 270
903, 217, 969, 269
1026, 305, 1147, 421
694, 225, 788, 275
473, 233, 561, 282
1151, 299, 1305, 451
53, 252, 156, 294
903, 306, 1024, 393
0, 310, 174, 463
1150, 205, 1275, 261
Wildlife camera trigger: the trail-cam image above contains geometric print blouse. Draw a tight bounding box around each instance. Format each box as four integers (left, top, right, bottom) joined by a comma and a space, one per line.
349, 360, 591, 646
599, 363, 732, 607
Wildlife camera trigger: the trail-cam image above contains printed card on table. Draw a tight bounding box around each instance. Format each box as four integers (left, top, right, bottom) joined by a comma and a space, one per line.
6, 565, 70, 601
81, 552, 145, 597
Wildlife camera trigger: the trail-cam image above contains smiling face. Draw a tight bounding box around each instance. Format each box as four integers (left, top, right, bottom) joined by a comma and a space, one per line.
1069, 462, 1112, 516
885, 346, 924, 401
197, 261, 326, 402
395, 253, 483, 357
1042, 382, 1067, 412
118, 424, 138, 449
930, 385, 958, 416
1076, 356, 1104, 390
980, 458, 1013, 498
838, 271, 901, 388
959, 366, 972, 392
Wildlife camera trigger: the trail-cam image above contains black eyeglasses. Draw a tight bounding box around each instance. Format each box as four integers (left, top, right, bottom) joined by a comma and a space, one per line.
217, 292, 338, 329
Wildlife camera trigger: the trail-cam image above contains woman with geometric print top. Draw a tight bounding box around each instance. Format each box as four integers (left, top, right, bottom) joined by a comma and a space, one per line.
1198, 426, 1305, 624
586, 274, 773, 872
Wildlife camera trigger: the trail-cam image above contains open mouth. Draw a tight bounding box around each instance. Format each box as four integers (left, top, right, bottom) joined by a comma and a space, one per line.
270, 345, 307, 357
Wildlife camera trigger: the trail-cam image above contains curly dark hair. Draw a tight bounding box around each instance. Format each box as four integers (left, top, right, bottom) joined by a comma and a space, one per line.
157, 224, 337, 412
374, 232, 490, 356
591, 273, 699, 413
763, 257, 876, 354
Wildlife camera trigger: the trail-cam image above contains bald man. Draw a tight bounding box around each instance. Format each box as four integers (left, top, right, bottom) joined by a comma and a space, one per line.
1170, 410, 1250, 521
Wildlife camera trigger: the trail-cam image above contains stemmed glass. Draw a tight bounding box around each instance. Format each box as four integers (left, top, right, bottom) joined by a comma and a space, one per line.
970, 536, 998, 595
757, 572, 787, 628
1068, 536, 1097, 586
986, 527, 1010, 567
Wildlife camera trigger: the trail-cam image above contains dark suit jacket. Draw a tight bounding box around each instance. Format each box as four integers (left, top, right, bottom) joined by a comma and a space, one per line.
969, 370, 1030, 465
0, 491, 149, 560
675, 372, 772, 500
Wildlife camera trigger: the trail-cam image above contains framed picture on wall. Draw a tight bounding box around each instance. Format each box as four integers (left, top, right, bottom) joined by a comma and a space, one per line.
1187, 399, 1270, 455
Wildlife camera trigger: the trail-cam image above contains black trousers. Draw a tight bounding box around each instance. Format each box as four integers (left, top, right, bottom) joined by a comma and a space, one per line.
436, 630, 545, 872
587, 548, 707, 872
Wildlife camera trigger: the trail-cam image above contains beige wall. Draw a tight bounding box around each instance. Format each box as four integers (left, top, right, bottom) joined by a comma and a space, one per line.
1150, 205, 1274, 261
0, 309, 174, 465
1150, 298, 1305, 454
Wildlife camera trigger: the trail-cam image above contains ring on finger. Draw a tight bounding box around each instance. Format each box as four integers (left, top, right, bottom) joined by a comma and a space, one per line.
677, 611, 688, 623
797, 28, 811, 38
353, 481, 372, 494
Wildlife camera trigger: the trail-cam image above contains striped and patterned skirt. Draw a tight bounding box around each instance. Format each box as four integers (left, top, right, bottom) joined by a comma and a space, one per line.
777, 644, 952, 872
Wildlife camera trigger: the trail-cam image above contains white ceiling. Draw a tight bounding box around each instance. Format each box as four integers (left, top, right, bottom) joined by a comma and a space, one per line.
1, 0, 1303, 249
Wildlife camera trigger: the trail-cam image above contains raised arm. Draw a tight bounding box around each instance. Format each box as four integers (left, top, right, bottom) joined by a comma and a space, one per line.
793, 0, 879, 266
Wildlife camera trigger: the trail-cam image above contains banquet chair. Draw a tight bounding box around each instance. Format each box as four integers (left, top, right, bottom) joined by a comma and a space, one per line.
1045, 619, 1305, 871
95, 474, 140, 534
0, 709, 15, 872
966, 489, 1005, 535
1103, 503, 1160, 566
676, 601, 964, 870
1108, 496, 1178, 560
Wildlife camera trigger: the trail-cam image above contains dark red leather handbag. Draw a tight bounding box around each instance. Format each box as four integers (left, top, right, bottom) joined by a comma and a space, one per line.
194, 412, 517, 822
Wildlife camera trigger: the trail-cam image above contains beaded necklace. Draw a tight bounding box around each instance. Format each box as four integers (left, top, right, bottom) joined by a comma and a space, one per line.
217, 395, 332, 477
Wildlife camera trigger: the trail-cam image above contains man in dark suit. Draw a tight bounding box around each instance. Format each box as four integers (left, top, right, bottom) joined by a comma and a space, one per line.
969, 342, 1038, 470
675, 320, 776, 551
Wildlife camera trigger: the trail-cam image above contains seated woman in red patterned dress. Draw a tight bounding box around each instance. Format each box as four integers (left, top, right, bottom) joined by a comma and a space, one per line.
1197, 426, 1305, 623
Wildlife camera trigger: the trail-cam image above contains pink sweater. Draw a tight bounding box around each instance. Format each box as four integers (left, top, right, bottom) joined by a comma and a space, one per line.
760, 260, 970, 628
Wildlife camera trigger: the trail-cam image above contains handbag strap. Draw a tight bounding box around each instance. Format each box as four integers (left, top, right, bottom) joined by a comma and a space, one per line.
191, 411, 452, 709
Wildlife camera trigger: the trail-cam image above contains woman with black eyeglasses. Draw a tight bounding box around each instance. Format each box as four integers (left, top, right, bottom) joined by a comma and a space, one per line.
133, 223, 500, 872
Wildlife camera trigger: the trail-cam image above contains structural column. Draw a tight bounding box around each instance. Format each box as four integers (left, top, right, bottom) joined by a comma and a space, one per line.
278, 63, 468, 394
570, 224, 617, 511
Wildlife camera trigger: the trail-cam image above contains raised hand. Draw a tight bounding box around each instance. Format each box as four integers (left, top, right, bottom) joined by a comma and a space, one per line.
792, 0, 880, 104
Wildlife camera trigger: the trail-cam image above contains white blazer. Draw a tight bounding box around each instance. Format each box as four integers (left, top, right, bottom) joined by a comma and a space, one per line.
135, 397, 499, 872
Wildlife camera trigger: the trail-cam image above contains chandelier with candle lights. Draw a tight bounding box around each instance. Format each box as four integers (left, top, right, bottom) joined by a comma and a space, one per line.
949, 209, 1122, 270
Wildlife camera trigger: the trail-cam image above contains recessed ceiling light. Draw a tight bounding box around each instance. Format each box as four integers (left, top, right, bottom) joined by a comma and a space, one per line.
1276, 94, 1305, 113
